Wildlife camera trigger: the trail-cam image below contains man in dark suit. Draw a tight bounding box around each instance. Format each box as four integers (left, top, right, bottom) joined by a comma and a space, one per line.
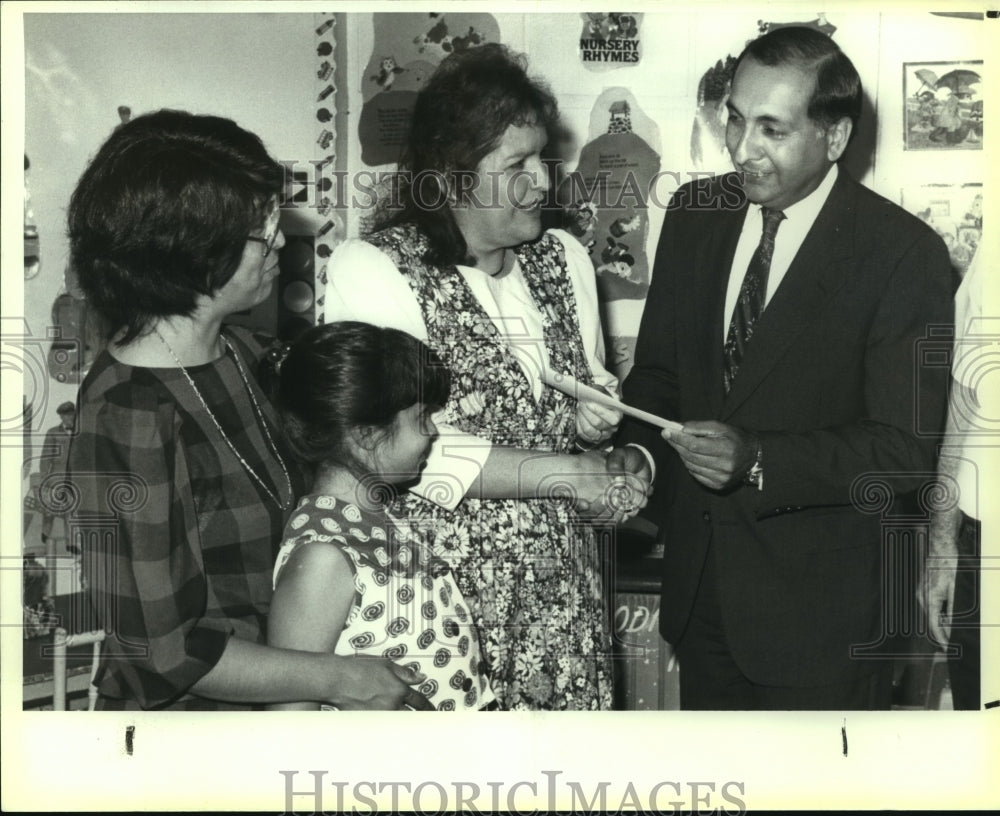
616, 26, 952, 709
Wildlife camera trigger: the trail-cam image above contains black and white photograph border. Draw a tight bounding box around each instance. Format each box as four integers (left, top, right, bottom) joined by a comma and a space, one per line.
1, 1, 997, 813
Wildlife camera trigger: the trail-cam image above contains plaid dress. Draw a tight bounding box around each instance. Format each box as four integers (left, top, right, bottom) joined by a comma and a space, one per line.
365, 225, 614, 710
67, 327, 305, 710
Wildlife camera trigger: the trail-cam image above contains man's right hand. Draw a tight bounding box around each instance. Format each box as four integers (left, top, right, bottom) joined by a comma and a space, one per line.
918, 538, 958, 648
572, 448, 652, 522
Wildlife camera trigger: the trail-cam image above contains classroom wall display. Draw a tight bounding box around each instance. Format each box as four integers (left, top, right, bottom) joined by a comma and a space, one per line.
901, 183, 983, 277
338, 11, 986, 390
903, 61, 983, 151
605, 334, 638, 383
577, 12, 643, 70
558, 88, 661, 304
232, 13, 335, 336
24, 156, 40, 280
312, 12, 341, 325
357, 11, 499, 166
690, 54, 737, 172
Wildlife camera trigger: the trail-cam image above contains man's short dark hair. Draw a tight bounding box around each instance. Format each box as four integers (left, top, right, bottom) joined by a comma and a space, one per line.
68, 109, 284, 345
736, 26, 863, 133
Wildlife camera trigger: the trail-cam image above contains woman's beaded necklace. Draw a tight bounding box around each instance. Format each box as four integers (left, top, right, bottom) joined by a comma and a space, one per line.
155, 328, 293, 511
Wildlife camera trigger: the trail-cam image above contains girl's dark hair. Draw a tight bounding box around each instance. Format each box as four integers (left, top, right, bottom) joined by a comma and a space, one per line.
275, 321, 451, 469
68, 109, 284, 345
368, 43, 559, 267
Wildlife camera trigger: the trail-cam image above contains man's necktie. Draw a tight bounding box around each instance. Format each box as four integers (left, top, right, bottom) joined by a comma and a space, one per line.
723, 207, 785, 394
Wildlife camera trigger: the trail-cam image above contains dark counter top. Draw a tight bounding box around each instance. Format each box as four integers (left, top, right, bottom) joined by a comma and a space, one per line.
611, 516, 663, 594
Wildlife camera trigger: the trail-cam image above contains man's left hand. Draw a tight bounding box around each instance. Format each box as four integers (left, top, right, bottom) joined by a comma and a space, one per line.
662, 420, 757, 491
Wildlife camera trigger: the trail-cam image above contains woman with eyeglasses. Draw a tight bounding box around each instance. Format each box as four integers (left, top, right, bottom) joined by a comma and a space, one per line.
65, 110, 433, 710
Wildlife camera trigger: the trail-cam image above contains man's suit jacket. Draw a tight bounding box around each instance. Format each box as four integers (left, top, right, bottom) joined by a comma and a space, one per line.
619, 169, 953, 687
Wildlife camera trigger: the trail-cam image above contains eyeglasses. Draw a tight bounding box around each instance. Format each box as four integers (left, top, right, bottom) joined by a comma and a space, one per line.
247, 230, 279, 259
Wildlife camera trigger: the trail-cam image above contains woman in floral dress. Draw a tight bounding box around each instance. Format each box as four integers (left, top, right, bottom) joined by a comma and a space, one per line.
326, 45, 651, 709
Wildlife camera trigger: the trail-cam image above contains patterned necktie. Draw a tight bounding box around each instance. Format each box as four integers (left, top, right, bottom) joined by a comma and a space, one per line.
723, 207, 785, 393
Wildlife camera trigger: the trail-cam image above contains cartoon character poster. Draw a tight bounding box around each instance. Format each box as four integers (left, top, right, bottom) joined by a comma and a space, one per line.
606, 334, 638, 382
903, 61, 983, 150
902, 183, 983, 277
578, 13, 643, 70
358, 12, 499, 166
559, 89, 661, 303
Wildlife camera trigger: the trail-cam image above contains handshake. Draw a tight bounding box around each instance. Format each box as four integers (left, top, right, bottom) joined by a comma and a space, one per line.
568, 446, 653, 524
568, 396, 652, 523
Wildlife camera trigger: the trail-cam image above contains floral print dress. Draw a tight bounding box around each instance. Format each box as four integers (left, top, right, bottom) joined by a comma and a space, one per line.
366, 224, 614, 710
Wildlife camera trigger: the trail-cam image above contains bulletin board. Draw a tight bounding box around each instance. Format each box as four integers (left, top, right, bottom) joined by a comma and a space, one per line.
332, 11, 901, 385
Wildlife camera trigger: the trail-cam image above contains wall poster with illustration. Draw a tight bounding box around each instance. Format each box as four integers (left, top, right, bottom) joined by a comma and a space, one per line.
903, 60, 983, 150
901, 183, 982, 278
357, 11, 500, 166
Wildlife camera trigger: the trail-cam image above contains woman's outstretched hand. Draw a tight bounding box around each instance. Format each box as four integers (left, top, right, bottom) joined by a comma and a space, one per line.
571, 447, 652, 523
576, 398, 623, 447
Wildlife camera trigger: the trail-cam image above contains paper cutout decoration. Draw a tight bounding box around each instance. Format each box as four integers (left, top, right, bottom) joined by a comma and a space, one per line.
46, 290, 100, 384
607, 335, 638, 383
24, 155, 39, 280
690, 55, 738, 173
358, 12, 500, 166
902, 183, 982, 278
559, 89, 661, 303
578, 13, 643, 71
311, 12, 341, 324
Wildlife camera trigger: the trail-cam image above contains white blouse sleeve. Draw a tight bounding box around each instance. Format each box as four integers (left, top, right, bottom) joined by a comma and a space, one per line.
324, 238, 490, 510
951, 249, 985, 392
548, 228, 620, 396
324, 240, 428, 340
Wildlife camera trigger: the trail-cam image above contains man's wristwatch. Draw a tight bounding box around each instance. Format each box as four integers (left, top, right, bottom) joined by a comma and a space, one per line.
744, 438, 764, 491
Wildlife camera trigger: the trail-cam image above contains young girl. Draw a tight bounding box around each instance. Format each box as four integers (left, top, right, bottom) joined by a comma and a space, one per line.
268, 321, 496, 711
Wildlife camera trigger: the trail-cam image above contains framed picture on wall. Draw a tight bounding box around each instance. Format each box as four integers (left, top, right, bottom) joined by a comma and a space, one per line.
903, 60, 983, 150
901, 183, 982, 277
